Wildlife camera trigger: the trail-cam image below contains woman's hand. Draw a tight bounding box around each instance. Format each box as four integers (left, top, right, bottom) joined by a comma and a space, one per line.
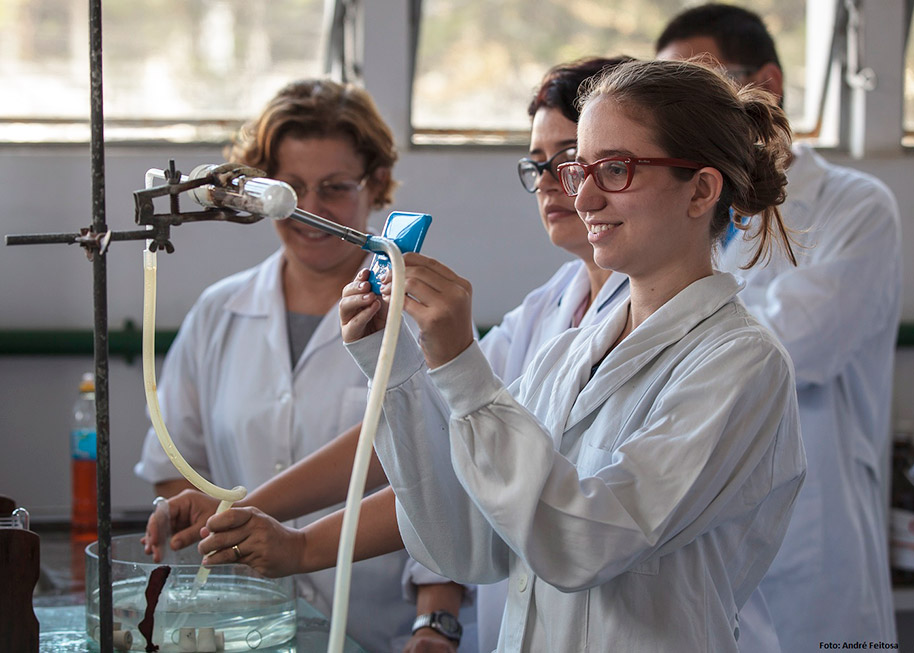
402, 631, 458, 653
198, 506, 307, 578
142, 489, 219, 562
340, 268, 388, 343
381, 253, 474, 369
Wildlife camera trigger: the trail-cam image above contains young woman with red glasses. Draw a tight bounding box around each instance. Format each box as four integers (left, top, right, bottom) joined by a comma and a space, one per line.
339, 58, 805, 651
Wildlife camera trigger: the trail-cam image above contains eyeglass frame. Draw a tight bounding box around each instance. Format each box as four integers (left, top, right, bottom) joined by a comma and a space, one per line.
556, 156, 704, 197
516, 146, 577, 193
284, 172, 371, 203
721, 64, 760, 83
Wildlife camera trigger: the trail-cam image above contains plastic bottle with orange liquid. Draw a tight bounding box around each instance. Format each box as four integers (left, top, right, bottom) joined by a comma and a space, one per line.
70, 372, 97, 543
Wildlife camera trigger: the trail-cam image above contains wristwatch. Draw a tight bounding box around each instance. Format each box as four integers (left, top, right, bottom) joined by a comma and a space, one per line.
411, 610, 462, 644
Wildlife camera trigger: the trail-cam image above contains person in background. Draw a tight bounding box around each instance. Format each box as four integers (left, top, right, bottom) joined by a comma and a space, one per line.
148, 57, 633, 653
133, 79, 419, 652
419, 56, 634, 653
338, 57, 805, 650
656, 4, 901, 650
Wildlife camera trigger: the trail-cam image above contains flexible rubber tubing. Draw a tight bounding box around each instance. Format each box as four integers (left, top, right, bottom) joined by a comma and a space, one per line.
142, 249, 247, 504
327, 238, 406, 653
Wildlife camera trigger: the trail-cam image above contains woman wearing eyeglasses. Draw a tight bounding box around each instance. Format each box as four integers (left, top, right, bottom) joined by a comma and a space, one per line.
489, 57, 631, 384
133, 79, 421, 651
340, 58, 806, 651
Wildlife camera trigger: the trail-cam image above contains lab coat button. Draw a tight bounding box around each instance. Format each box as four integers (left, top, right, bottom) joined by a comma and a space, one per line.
279, 392, 291, 403
516, 574, 528, 592
274, 462, 285, 472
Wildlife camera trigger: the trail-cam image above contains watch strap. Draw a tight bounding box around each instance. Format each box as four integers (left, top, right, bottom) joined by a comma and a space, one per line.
411, 610, 462, 643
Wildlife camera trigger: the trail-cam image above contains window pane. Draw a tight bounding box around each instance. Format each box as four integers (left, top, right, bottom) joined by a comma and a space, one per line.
905, 9, 914, 142
412, 0, 807, 139
0, 0, 324, 142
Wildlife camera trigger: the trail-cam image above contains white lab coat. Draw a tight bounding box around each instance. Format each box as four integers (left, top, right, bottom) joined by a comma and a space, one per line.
134, 249, 415, 653
477, 261, 629, 651
349, 272, 806, 652
402, 261, 628, 652
720, 145, 901, 650
476, 261, 626, 652
479, 260, 629, 383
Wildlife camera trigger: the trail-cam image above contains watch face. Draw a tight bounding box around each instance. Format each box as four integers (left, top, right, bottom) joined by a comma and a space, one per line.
436, 611, 461, 636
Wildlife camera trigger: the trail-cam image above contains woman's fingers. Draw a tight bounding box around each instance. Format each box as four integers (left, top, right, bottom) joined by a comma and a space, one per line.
340, 268, 388, 342
340, 291, 383, 340
382, 253, 469, 294
207, 505, 254, 532
376, 253, 474, 368
197, 507, 304, 577
345, 254, 475, 367
380, 254, 470, 304
171, 523, 206, 551
142, 514, 162, 561
340, 287, 381, 321
198, 507, 253, 556
199, 542, 242, 566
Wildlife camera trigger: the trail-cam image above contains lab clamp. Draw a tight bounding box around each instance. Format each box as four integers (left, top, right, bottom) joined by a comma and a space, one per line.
6, 162, 273, 253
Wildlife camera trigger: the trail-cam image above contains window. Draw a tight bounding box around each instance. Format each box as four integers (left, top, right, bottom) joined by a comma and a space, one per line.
0, 0, 325, 142
905, 3, 914, 145
411, 0, 809, 144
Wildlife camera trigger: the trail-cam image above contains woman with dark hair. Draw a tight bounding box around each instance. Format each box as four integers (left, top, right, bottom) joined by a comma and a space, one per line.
339, 58, 806, 650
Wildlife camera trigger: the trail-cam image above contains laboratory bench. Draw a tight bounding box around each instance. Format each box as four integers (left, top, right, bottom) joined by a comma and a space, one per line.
29, 521, 367, 652
25, 521, 914, 651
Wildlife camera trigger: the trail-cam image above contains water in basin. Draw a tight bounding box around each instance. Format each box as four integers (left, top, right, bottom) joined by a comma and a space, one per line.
86, 533, 296, 651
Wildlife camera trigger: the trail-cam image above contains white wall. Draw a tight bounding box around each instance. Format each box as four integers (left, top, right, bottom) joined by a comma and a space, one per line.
2, 143, 911, 520
1, 0, 911, 518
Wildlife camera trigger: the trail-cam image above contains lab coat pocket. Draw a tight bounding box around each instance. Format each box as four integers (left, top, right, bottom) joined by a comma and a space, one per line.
337, 385, 369, 433
575, 441, 613, 478
628, 556, 660, 576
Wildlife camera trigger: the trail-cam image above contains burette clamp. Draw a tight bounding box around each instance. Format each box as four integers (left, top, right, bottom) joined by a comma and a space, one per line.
134, 160, 273, 255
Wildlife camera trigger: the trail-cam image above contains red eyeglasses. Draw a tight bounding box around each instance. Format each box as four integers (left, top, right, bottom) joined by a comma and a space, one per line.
557, 156, 703, 196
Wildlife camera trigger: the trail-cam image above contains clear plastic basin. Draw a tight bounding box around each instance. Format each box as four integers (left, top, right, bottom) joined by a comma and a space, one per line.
85, 534, 296, 651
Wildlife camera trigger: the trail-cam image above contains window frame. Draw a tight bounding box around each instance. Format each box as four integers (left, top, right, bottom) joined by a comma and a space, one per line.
0, 0, 334, 146
6, 0, 909, 151
401, 0, 913, 154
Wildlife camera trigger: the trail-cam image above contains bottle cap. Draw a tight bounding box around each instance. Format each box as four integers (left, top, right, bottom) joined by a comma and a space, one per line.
79, 372, 95, 393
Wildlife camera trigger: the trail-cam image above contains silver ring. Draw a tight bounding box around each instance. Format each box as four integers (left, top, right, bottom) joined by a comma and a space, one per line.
232, 544, 242, 560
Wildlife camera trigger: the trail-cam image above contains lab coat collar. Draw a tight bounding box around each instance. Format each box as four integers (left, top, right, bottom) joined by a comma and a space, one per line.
723, 145, 825, 256
587, 272, 630, 326
557, 266, 630, 329
220, 248, 350, 372
560, 272, 744, 433
224, 249, 284, 318
784, 144, 826, 215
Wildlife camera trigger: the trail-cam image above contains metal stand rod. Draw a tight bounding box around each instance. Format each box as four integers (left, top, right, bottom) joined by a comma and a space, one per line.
88, 0, 113, 651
